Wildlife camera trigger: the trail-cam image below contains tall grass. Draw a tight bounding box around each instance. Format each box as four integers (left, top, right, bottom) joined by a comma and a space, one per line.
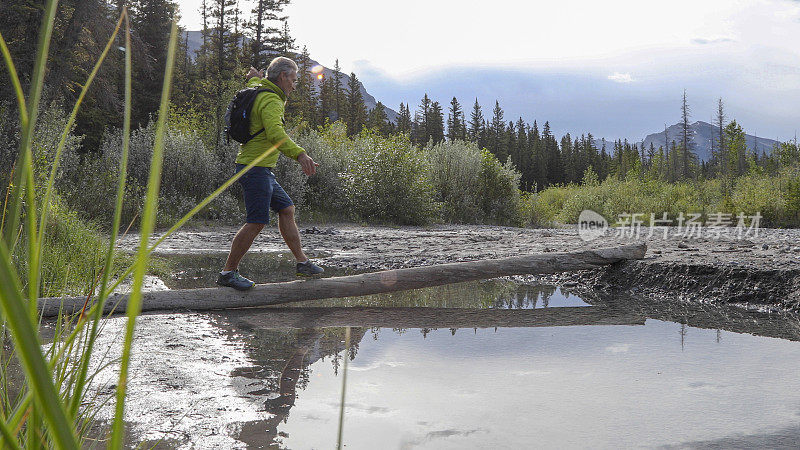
526, 167, 800, 227
0, 5, 288, 448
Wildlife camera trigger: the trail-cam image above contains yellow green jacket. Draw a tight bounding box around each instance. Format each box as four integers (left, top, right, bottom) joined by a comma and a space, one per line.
235, 77, 305, 167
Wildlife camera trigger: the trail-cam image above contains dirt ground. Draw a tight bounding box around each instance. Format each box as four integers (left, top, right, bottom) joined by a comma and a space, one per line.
118, 223, 800, 312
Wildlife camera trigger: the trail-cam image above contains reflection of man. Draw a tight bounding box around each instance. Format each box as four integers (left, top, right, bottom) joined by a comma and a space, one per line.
218, 57, 323, 291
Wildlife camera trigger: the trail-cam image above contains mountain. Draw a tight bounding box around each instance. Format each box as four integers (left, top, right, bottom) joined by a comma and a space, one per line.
593, 121, 779, 161
182, 31, 398, 123
640, 121, 778, 162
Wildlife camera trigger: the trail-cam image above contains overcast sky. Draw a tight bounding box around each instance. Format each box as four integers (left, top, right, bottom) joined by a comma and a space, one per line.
178, 0, 800, 142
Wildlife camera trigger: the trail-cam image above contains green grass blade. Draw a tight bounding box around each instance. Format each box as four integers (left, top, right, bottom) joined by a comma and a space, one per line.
109, 18, 179, 449
0, 240, 79, 449
68, 9, 132, 420
0, 32, 28, 127
19, 0, 60, 314
36, 12, 125, 276
336, 326, 351, 450
0, 415, 23, 450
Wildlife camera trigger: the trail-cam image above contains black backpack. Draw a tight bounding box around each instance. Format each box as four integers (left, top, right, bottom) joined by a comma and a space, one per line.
224, 87, 274, 144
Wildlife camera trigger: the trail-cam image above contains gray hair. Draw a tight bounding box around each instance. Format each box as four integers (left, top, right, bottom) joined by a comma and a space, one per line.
266, 57, 298, 82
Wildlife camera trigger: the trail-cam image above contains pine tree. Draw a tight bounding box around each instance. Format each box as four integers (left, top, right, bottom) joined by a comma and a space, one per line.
414, 94, 432, 145
366, 102, 389, 135
446, 97, 464, 141
468, 99, 483, 143
332, 59, 345, 123
714, 98, 727, 177
345, 72, 366, 136
725, 120, 747, 176
488, 100, 506, 160
130, 0, 178, 127
542, 121, 562, 184
680, 89, 696, 179
515, 117, 529, 188
318, 75, 334, 125
429, 101, 445, 145
286, 45, 317, 122
397, 102, 412, 135
245, 0, 290, 68
276, 20, 296, 57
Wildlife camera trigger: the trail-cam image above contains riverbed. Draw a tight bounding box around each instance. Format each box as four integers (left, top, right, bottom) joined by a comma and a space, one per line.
88, 226, 800, 448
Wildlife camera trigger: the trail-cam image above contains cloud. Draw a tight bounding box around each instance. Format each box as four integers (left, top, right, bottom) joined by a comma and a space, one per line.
605, 343, 631, 353
691, 37, 735, 45
607, 72, 634, 83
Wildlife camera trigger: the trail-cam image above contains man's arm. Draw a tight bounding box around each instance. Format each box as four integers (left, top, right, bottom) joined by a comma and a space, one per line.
258, 99, 318, 175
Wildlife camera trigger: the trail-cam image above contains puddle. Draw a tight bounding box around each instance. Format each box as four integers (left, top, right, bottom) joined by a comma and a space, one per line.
21, 250, 800, 448
72, 273, 800, 449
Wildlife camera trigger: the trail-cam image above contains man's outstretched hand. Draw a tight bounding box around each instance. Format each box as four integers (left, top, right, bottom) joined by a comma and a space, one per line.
246, 66, 264, 79
298, 152, 319, 176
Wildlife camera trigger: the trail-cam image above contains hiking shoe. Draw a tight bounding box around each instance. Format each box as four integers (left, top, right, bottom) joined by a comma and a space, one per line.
296, 260, 324, 277
216, 270, 255, 291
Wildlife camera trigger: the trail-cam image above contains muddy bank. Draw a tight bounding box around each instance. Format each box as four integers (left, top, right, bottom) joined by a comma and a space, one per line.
119, 224, 800, 312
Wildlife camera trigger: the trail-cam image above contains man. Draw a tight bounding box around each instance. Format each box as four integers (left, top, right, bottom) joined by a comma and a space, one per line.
217, 56, 324, 291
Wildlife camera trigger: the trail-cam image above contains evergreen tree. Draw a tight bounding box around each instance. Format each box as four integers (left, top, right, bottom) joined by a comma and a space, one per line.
446, 97, 465, 141
396, 102, 412, 135
488, 100, 506, 160
245, 0, 290, 68
515, 117, 530, 189
468, 99, 483, 143
318, 75, 335, 125
542, 121, 562, 184
713, 98, 727, 177
276, 20, 296, 57
679, 89, 696, 179
286, 45, 317, 122
414, 94, 432, 145
725, 120, 747, 176
345, 72, 366, 136
429, 101, 445, 145
366, 102, 389, 135
331, 59, 345, 122
130, 0, 178, 127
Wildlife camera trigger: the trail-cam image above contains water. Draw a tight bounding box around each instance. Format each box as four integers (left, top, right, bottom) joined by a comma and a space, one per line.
87, 252, 800, 448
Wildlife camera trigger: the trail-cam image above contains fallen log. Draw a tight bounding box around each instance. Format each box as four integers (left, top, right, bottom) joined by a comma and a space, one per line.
38, 243, 646, 317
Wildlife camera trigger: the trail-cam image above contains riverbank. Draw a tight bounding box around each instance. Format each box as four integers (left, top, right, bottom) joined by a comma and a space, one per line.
117, 224, 800, 312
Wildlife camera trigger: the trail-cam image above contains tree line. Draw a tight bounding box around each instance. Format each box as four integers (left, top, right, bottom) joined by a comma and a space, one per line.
2, 0, 797, 194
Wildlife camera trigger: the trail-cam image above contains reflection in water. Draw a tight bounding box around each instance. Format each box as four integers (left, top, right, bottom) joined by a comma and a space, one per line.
33, 258, 800, 449
202, 296, 800, 449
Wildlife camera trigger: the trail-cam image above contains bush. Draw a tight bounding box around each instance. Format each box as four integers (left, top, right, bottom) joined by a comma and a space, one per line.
426, 140, 483, 222
342, 131, 439, 225
58, 121, 244, 227
477, 150, 523, 226
294, 123, 350, 220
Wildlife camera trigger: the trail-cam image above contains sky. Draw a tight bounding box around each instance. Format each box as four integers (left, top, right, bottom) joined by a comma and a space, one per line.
178, 0, 800, 142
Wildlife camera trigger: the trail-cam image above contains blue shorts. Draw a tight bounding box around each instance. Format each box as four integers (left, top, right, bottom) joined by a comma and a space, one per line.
236, 164, 294, 224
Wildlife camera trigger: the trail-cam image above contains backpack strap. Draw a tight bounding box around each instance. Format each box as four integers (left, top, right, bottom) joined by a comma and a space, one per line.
248, 88, 275, 141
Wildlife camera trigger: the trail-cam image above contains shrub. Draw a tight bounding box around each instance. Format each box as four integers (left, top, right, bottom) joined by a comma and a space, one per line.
425, 140, 483, 222
294, 123, 350, 220
477, 150, 523, 226
342, 131, 439, 225
58, 121, 244, 227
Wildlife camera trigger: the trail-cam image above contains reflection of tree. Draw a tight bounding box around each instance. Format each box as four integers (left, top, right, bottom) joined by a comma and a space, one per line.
493, 284, 557, 309
301, 279, 520, 309
233, 326, 366, 447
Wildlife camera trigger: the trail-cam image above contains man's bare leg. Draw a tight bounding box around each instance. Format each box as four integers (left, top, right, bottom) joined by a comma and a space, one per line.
277, 206, 309, 262
223, 222, 265, 271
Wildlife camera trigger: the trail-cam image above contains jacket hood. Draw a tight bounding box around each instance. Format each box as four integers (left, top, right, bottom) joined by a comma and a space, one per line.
246, 77, 286, 101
